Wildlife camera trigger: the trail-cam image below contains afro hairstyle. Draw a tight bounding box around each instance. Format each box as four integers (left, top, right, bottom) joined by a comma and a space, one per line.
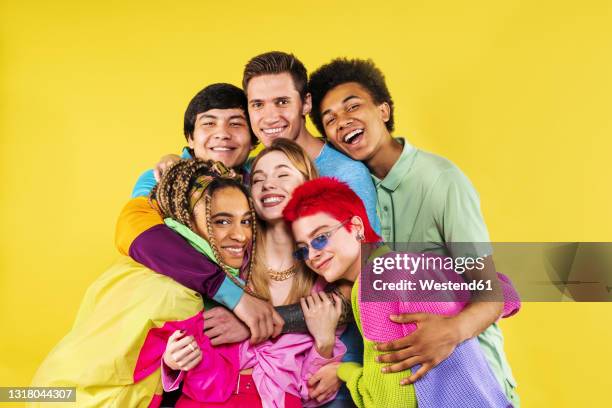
308, 58, 395, 137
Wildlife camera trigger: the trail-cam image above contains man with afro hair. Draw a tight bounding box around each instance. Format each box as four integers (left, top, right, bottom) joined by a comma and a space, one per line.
308, 58, 520, 406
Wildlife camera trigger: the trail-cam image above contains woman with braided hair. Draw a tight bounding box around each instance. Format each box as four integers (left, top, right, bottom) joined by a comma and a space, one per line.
152, 159, 258, 293
30, 159, 255, 407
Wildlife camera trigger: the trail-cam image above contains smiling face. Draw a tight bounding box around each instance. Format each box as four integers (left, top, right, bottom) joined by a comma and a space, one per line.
319, 82, 391, 162
250, 150, 306, 222
291, 212, 362, 283
192, 186, 253, 268
188, 108, 252, 168
246, 73, 312, 147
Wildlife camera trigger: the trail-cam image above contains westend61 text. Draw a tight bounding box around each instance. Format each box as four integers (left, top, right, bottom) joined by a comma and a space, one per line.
372, 279, 493, 292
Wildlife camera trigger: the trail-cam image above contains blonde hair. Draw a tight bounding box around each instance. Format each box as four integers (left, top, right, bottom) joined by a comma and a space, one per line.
249, 139, 319, 304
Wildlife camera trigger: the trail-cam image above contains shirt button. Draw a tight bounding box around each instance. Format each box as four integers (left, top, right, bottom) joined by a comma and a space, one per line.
384, 206, 389, 212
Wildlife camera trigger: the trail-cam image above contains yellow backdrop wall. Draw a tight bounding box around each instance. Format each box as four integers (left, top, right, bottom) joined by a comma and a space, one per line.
1, 1, 611, 406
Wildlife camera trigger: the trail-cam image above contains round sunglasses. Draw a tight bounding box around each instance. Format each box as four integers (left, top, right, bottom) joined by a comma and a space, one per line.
293, 219, 350, 261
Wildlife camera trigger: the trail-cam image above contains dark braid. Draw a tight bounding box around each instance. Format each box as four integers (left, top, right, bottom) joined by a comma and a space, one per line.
151, 159, 267, 300
203, 187, 266, 300
152, 159, 214, 230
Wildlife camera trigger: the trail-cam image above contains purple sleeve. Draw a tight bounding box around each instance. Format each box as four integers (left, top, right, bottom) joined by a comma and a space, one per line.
129, 224, 231, 303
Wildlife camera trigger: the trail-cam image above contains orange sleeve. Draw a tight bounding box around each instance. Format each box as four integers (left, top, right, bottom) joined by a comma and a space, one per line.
115, 197, 164, 255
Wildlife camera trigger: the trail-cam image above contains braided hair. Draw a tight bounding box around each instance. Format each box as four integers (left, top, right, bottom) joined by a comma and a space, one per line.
151, 159, 266, 300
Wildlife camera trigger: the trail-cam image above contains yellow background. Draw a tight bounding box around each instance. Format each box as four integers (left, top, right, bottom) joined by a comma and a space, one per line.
1, 0, 611, 406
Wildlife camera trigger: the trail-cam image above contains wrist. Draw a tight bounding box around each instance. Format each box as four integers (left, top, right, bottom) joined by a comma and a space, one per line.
315, 338, 335, 358
449, 314, 473, 343
163, 353, 179, 371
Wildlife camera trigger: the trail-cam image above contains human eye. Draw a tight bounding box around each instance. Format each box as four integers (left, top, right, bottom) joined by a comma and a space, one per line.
277, 173, 289, 178
252, 178, 263, 184
201, 121, 215, 127
312, 234, 328, 246
250, 101, 263, 110
241, 217, 252, 225
293, 245, 309, 261
230, 121, 244, 127
214, 218, 231, 226
277, 98, 290, 106
325, 116, 336, 127
347, 103, 360, 112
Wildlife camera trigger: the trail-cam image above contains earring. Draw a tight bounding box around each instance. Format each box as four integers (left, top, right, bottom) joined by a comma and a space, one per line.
356, 233, 365, 242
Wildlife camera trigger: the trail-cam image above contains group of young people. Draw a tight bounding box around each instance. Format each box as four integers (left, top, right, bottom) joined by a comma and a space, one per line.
31, 52, 521, 408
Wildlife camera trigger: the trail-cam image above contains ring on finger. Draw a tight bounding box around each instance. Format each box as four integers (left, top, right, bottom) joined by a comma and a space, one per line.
189, 342, 197, 352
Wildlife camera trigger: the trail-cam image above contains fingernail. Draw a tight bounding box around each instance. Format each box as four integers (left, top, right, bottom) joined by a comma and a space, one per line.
381, 367, 388, 373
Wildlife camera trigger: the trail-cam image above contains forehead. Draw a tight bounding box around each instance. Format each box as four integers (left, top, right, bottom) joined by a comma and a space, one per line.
210, 186, 249, 211
246, 72, 299, 100
253, 150, 296, 172
292, 212, 338, 239
320, 82, 375, 110
196, 108, 246, 121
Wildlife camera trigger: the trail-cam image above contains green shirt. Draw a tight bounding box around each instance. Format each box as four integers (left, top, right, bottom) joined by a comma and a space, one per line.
338, 276, 417, 408
372, 138, 519, 406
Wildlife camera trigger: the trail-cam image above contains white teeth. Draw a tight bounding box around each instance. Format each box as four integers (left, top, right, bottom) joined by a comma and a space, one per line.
343, 129, 364, 143
263, 127, 284, 134
263, 196, 283, 204
211, 147, 232, 151
224, 247, 243, 254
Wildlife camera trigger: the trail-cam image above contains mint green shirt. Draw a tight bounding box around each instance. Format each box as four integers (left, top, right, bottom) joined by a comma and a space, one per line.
372, 138, 519, 406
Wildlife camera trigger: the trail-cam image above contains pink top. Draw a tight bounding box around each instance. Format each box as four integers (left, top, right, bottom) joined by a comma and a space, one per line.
238, 331, 345, 407
161, 285, 346, 408
359, 250, 521, 342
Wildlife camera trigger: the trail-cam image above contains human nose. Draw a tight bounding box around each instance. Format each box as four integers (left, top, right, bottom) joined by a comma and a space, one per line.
261, 178, 277, 191
213, 125, 231, 140
338, 114, 354, 131
262, 104, 281, 125
229, 223, 246, 242
308, 244, 323, 261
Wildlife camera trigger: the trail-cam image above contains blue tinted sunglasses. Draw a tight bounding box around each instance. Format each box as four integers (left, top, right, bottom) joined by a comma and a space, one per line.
293, 219, 350, 261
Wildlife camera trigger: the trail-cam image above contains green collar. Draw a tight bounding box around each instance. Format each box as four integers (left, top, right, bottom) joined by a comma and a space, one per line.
164, 217, 240, 277
372, 137, 418, 192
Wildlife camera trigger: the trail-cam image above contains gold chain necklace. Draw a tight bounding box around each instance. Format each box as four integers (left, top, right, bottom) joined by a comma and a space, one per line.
268, 263, 297, 281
